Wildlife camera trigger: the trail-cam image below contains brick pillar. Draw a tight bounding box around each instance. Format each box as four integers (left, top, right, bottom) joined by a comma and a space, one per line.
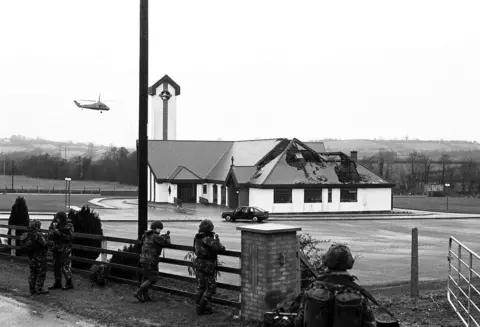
237, 223, 302, 322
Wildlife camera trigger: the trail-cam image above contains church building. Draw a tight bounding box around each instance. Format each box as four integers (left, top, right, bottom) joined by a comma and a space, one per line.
146, 75, 394, 213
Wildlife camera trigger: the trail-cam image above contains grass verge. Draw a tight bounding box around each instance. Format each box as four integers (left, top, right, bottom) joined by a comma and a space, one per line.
0, 194, 101, 212
0, 256, 466, 327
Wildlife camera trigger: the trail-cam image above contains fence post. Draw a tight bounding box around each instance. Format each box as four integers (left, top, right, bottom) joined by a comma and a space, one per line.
236, 224, 302, 322
101, 239, 108, 262
11, 228, 16, 257
411, 228, 419, 299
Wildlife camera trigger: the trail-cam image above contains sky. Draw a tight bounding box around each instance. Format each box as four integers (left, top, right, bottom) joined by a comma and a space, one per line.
1, 0, 480, 148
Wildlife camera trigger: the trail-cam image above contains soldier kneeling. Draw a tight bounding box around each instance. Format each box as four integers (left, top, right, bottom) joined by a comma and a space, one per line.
20, 219, 49, 296
294, 244, 376, 327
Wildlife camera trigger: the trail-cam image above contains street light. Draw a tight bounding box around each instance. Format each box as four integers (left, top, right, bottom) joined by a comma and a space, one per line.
65, 177, 72, 208
445, 183, 450, 212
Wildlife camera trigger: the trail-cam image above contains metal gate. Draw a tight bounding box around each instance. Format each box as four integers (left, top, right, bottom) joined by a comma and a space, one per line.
448, 237, 480, 326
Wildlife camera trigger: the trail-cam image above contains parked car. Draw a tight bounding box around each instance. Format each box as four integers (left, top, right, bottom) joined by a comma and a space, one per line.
221, 206, 269, 222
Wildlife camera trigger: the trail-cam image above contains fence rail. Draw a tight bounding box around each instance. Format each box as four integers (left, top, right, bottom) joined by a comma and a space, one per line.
448, 236, 480, 326
0, 223, 241, 308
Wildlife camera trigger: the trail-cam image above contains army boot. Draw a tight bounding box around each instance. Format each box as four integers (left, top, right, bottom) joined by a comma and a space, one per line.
142, 289, 152, 302
48, 280, 62, 290
194, 293, 203, 305
197, 297, 213, 315
133, 290, 145, 303
36, 288, 49, 295
62, 279, 74, 290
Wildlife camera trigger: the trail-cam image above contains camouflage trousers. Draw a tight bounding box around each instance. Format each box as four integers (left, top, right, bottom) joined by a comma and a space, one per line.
52, 250, 72, 281
28, 256, 47, 291
195, 270, 216, 300
141, 263, 159, 284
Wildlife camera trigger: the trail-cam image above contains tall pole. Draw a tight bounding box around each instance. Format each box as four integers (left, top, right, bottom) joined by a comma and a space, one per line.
11, 160, 14, 191
138, 0, 149, 240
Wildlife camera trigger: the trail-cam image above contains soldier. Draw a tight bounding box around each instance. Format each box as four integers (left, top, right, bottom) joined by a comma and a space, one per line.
294, 244, 376, 327
20, 219, 49, 296
193, 219, 225, 315
133, 220, 171, 303
48, 211, 75, 291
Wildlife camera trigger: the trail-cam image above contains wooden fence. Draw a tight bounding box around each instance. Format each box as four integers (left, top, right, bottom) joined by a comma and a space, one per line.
0, 224, 241, 308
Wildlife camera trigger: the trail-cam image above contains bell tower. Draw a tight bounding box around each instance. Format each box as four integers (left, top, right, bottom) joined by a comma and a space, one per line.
148, 75, 181, 140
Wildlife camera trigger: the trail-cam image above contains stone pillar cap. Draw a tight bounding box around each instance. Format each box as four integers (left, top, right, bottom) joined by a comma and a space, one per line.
236, 223, 302, 234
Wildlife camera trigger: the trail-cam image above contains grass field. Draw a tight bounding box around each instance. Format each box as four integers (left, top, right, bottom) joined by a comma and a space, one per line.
0, 194, 100, 212
0, 175, 135, 191
394, 195, 480, 214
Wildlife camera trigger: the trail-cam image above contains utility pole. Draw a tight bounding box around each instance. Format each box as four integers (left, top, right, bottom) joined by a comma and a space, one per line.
11, 160, 14, 191
138, 0, 149, 240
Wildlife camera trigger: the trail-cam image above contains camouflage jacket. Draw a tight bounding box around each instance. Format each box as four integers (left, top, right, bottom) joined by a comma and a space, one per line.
193, 232, 226, 274
139, 230, 171, 265
294, 271, 376, 327
20, 228, 47, 257
48, 218, 74, 253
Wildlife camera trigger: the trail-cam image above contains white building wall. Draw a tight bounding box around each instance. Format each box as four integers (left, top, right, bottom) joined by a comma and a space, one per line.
154, 182, 169, 203
196, 184, 202, 203
249, 187, 392, 213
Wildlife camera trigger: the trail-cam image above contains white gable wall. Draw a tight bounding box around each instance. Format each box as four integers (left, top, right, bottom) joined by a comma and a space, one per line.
249, 187, 391, 213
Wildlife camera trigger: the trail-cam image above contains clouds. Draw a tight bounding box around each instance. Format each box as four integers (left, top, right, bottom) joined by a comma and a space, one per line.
1, 0, 479, 146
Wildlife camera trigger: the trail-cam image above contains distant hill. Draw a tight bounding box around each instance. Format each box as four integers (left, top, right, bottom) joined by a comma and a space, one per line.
0, 135, 135, 160
314, 139, 480, 159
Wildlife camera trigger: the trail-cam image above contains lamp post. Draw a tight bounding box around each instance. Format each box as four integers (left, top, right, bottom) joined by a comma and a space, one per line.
65, 178, 71, 208
138, 0, 149, 240
445, 183, 450, 212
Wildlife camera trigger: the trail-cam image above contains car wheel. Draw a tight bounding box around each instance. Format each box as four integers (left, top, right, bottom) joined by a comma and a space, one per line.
252, 216, 259, 222
225, 215, 231, 221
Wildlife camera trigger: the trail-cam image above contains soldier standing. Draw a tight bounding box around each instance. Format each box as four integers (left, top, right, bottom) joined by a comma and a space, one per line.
193, 219, 225, 315
20, 219, 49, 296
48, 211, 75, 291
133, 220, 171, 303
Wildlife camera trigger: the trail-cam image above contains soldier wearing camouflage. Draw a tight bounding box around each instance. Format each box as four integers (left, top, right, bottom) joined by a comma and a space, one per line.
294, 244, 376, 327
133, 220, 171, 303
20, 219, 49, 296
193, 219, 226, 315
47, 211, 75, 291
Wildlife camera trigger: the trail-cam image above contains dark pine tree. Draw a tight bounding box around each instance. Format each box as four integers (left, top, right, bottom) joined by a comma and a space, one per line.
68, 206, 103, 269
7, 196, 30, 256
109, 243, 141, 280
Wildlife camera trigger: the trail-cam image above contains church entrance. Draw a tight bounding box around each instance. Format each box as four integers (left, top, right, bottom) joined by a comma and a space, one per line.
176, 183, 197, 203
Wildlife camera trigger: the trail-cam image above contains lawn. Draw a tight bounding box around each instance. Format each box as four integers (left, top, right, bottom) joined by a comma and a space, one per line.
0, 194, 101, 212
0, 175, 135, 191
394, 195, 480, 214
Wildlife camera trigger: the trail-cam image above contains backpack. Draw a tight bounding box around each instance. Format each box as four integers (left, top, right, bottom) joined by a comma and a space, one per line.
90, 264, 109, 287
303, 281, 365, 327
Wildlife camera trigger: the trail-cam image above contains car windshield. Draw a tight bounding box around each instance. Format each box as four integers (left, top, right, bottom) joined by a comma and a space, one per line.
252, 207, 265, 212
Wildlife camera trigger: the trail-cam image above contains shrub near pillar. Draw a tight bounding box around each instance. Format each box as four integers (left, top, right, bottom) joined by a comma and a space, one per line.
237, 223, 302, 322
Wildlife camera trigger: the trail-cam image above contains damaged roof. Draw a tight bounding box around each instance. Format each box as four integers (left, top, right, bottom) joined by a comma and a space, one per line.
148, 138, 392, 187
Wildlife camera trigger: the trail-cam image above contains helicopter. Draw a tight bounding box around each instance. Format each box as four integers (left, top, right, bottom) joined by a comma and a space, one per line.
74, 93, 112, 113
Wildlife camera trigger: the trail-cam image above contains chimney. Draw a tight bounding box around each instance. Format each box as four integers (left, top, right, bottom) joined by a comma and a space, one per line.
350, 151, 358, 161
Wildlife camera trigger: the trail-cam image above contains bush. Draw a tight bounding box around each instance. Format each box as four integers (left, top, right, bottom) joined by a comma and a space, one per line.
298, 233, 362, 289
109, 243, 141, 280
7, 196, 30, 256
68, 206, 103, 269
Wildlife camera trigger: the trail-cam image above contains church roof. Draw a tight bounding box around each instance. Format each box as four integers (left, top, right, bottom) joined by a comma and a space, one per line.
147, 138, 393, 187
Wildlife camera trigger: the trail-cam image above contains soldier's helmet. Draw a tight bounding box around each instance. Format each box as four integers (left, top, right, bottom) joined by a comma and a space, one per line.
29, 219, 41, 230
199, 219, 214, 233
150, 221, 163, 230
322, 243, 355, 270
55, 211, 67, 222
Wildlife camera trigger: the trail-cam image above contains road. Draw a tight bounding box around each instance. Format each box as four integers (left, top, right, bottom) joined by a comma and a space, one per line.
2, 198, 480, 287
0, 293, 98, 327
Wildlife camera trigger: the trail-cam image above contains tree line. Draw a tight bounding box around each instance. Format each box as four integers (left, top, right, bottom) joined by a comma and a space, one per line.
359, 150, 480, 195
2, 147, 138, 186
